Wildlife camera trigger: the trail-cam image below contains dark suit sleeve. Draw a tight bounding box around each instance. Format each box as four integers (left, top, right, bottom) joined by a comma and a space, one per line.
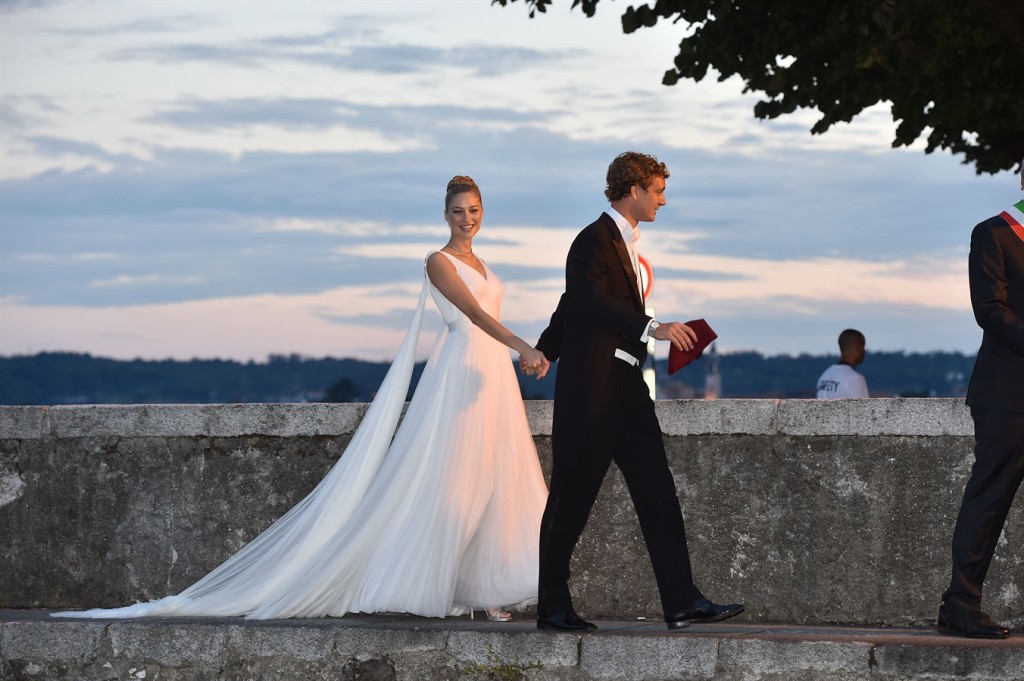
536, 293, 565, 362
566, 227, 650, 341
969, 222, 1024, 357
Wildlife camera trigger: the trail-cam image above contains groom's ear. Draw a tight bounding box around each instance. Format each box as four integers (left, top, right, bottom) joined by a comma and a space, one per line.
629, 185, 639, 200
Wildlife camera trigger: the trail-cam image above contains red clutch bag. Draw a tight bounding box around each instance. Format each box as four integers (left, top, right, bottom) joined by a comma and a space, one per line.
667, 319, 717, 375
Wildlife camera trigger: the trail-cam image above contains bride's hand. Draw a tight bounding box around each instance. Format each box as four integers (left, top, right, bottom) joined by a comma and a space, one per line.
519, 347, 549, 379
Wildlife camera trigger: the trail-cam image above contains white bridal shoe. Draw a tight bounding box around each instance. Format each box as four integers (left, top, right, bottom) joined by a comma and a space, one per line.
469, 607, 513, 622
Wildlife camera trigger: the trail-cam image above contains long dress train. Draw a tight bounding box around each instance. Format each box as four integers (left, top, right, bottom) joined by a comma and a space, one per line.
53, 251, 548, 619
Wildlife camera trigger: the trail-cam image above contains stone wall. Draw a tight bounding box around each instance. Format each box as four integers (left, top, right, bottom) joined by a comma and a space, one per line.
2, 400, 1021, 627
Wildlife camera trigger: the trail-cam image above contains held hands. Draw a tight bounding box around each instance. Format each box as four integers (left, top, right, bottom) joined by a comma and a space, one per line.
518, 347, 550, 379
652, 321, 698, 352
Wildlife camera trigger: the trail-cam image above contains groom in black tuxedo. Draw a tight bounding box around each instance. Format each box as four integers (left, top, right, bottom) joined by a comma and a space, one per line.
534, 151, 744, 631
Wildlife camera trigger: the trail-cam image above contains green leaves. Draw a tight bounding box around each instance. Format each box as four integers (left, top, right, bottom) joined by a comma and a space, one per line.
493, 0, 1024, 174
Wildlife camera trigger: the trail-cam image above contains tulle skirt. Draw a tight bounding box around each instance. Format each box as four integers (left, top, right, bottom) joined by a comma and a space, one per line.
54, 287, 547, 620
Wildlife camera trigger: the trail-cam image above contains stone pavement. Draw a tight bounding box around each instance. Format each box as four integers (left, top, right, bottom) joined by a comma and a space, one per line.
2, 609, 1023, 680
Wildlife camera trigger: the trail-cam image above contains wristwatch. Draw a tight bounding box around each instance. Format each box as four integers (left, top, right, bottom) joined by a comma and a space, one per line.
649, 320, 660, 335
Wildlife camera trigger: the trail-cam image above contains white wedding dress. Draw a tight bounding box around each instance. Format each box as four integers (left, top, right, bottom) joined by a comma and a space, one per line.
54, 251, 548, 619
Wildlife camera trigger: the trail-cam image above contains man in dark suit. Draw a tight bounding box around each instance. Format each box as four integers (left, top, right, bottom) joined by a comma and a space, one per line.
533, 151, 743, 632
939, 161, 1024, 639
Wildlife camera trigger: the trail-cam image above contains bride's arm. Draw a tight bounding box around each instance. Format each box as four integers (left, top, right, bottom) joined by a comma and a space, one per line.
426, 253, 545, 369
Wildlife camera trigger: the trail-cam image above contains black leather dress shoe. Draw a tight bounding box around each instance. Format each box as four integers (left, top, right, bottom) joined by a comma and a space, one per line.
937, 607, 1009, 639
666, 598, 745, 630
537, 610, 597, 631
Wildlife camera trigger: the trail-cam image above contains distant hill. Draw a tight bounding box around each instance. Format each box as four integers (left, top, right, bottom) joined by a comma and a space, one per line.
662, 349, 974, 399
0, 353, 397, 405
0, 349, 975, 406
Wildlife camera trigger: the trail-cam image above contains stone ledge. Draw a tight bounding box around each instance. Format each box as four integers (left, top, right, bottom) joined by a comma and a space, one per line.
777, 398, 973, 437
3, 399, 1012, 625
3, 611, 1022, 681
654, 399, 780, 436
0, 403, 371, 439
0, 398, 975, 439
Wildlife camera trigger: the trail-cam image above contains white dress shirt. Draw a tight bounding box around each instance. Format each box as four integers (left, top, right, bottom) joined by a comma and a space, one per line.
606, 207, 656, 342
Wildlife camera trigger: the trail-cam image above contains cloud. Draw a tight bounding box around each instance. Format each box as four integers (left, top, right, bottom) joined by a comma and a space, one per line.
146, 98, 356, 131
0, 115, 1007, 318
49, 16, 197, 35
88, 273, 204, 288
654, 266, 751, 282
257, 218, 393, 237
18, 251, 116, 261
109, 43, 265, 68
110, 38, 553, 78
0, 286, 445, 362
0, 101, 38, 130
144, 98, 551, 133
316, 308, 432, 332
0, 96, 63, 130
0, 116, 607, 226
25, 135, 138, 163
656, 145, 1007, 261
0, 0, 63, 12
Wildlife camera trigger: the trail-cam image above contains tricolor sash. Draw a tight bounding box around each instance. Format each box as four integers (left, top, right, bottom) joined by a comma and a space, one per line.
999, 199, 1024, 243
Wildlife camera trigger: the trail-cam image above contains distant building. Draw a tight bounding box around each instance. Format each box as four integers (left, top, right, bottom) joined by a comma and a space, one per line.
704, 343, 721, 400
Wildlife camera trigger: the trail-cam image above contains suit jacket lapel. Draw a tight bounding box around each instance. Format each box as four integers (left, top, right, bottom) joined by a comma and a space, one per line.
601, 213, 643, 309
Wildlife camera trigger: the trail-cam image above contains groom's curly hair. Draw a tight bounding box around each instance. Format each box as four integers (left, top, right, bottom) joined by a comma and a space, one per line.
605, 152, 669, 202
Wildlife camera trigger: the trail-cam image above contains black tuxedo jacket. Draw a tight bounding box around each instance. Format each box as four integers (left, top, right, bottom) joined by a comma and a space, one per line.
537, 212, 652, 462
966, 214, 1024, 412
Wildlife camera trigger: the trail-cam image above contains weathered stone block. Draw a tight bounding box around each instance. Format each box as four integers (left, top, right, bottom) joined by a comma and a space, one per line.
872, 641, 1024, 680
107, 622, 228, 666
0, 620, 106, 664
778, 398, 972, 436
447, 629, 578, 668
657, 398, 778, 436
717, 638, 871, 680
224, 621, 337, 661
0, 407, 46, 439
579, 634, 718, 680
329, 626, 449, 657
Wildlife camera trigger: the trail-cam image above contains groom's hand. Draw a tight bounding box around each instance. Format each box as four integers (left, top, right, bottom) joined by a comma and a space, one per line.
653, 321, 698, 352
519, 356, 551, 379
519, 348, 551, 379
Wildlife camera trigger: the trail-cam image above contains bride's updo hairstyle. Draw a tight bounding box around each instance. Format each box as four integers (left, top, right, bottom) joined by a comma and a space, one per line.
445, 175, 482, 211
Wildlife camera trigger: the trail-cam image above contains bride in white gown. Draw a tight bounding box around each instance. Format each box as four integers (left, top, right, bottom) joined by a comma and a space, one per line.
53, 175, 550, 621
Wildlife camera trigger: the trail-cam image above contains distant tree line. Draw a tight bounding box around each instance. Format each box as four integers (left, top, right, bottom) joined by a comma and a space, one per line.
663, 350, 974, 399
0, 349, 976, 406
0, 352, 399, 405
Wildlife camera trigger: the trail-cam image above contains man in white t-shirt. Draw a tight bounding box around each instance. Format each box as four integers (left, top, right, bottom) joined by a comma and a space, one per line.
816, 329, 869, 398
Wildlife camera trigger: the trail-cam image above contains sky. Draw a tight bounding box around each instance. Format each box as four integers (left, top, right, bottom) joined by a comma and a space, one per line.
1, 0, 1017, 364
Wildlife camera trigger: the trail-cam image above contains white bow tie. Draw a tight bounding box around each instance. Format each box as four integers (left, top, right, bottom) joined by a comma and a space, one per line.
627, 225, 641, 245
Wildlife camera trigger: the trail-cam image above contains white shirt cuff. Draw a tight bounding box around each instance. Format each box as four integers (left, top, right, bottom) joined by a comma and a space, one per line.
640, 318, 656, 343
